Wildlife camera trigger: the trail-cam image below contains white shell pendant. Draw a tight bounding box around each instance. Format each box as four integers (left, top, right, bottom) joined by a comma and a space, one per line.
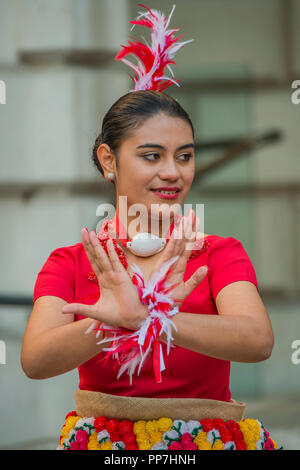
126, 232, 167, 257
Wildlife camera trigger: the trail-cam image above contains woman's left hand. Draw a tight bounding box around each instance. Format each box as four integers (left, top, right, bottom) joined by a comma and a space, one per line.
147, 208, 208, 308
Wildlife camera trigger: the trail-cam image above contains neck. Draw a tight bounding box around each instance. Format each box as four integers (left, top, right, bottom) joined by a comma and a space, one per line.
114, 204, 174, 240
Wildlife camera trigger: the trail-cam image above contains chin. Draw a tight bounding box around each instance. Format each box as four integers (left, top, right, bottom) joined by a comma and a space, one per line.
149, 207, 178, 223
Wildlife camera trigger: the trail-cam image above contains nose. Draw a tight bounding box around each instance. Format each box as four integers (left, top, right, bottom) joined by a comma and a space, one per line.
158, 156, 180, 181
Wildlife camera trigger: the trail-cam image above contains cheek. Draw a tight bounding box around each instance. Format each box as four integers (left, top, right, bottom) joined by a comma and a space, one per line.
183, 168, 194, 186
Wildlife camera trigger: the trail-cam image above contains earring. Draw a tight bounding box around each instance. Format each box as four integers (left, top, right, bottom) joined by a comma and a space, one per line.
107, 172, 115, 181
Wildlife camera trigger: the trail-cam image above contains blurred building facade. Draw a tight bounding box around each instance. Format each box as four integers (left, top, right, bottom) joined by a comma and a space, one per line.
0, 0, 299, 449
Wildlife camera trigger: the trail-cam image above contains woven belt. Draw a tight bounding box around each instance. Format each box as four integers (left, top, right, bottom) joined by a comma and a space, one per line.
75, 390, 246, 422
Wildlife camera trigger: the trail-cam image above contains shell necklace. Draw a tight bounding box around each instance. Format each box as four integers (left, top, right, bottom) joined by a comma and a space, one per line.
112, 214, 173, 257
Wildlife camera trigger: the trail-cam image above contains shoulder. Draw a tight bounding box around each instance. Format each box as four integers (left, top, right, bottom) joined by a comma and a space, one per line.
47, 242, 84, 258
204, 235, 258, 300
204, 234, 255, 268
33, 242, 85, 304
206, 234, 250, 255
40, 242, 86, 271
189, 234, 247, 261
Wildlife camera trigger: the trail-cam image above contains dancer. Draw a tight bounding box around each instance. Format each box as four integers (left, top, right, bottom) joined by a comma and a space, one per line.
21, 4, 280, 450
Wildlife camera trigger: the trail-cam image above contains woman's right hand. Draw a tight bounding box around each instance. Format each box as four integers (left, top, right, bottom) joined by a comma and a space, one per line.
61, 228, 149, 330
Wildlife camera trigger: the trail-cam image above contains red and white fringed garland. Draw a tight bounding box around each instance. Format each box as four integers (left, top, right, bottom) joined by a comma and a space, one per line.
115, 3, 193, 92
86, 256, 182, 384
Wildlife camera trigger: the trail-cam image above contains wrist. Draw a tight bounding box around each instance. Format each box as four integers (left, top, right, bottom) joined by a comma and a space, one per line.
137, 304, 149, 326
159, 307, 180, 343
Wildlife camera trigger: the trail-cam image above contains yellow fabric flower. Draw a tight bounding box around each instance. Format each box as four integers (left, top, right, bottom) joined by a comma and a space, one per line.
239, 419, 260, 447
136, 432, 150, 444
194, 431, 207, 447
88, 433, 102, 450
149, 431, 163, 445
101, 441, 113, 450
212, 440, 224, 450
247, 442, 257, 450
139, 441, 152, 450
270, 439, 278, 450
145, 420, 159, 433
61, 416, 80, 439
157, 417, 173, 432
198, 441, 212, 450
134, 420, 146, 435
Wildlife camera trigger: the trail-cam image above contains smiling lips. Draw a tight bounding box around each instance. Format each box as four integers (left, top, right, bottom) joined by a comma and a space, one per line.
151, 187, 181, 199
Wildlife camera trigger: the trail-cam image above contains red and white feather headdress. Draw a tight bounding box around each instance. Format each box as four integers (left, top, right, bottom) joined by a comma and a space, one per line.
115, 3, 193, 92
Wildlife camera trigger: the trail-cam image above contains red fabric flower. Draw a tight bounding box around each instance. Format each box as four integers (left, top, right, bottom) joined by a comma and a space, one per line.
94, 416, 108, 432
219, 429, 233, 443
183, 442, 198, 450
169, 441, 183, 450
125, 443, 139, 450
123, 432, 137, 445
110, 431, 123, 443
65, 410, 77, 420
235, 440, 247, 450
75, 429, 89, 443
119, 419, 134, 435
79, 440, 88, 450
105, 418, 120, 434
227, 420, 240, 434
70, 441, 81, 450
201, 419, 214, 432
264, 438, 275, 450
213, 418, 227, 430
233, 430, 244, 442
181, 433, 193, 444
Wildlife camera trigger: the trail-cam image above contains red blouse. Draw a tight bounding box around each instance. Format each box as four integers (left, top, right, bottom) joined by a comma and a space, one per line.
32, 230, 259, 402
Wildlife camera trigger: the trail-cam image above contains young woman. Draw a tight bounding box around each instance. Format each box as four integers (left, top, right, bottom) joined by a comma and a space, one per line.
20, 4, 278, 451
20, 90, 277, 449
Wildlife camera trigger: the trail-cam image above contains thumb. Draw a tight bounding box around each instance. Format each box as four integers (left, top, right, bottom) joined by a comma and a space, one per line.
61, 302, 98, 320
184, 265, 209, 294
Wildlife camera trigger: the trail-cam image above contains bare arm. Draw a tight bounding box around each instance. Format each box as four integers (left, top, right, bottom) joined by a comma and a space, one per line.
161, 281, 274, 362
21, 295, 106, 380
21, 228, 150, 381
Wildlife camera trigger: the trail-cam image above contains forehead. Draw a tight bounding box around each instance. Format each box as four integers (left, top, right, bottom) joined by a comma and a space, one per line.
124, 114, 193, 147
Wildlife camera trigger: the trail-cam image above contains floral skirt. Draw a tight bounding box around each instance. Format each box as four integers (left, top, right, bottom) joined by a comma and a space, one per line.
57, 390, 281, 451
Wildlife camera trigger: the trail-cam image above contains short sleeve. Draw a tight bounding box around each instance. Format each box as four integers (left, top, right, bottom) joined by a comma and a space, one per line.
32, 247, 75, 305
208, 237, 259, 302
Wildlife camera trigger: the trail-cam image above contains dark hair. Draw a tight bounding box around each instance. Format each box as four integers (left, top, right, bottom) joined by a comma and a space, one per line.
92, 90, 194, 179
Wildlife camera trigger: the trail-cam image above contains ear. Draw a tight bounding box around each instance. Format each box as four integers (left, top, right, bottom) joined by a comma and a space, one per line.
97, 143, 117, 177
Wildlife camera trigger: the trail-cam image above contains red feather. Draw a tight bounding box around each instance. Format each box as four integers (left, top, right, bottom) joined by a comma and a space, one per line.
114, 4, 193, 92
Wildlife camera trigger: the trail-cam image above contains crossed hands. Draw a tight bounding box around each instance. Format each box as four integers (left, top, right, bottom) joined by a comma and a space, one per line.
61, 209, 208, 331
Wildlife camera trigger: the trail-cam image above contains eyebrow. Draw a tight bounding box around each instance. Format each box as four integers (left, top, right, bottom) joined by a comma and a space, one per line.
136, 143, 194, 151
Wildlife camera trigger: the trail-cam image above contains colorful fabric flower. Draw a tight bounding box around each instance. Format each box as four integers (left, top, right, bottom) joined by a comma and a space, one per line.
57, 412, 281, 451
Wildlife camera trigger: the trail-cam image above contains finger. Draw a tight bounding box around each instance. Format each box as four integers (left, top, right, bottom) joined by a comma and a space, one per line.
183, 209, 196, 246
159, 215, 184, 264
89, 230, 113, 272
177, 210, 195, 255
175, 217, 200, 270
184, 265, 208, 295
175, 216, 189, 256
81, 228, 102, 277
61, 302, 99, 320
164, 212, 196, 274
106, 237, 127, 273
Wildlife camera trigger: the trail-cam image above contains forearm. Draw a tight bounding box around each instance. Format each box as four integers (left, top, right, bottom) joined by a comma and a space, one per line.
21, 318, 106, 380
163, 312, 273, 363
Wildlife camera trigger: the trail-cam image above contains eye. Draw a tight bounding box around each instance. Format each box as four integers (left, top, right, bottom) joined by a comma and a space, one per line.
177, 153, 193, 161
142, 153, 160, 161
